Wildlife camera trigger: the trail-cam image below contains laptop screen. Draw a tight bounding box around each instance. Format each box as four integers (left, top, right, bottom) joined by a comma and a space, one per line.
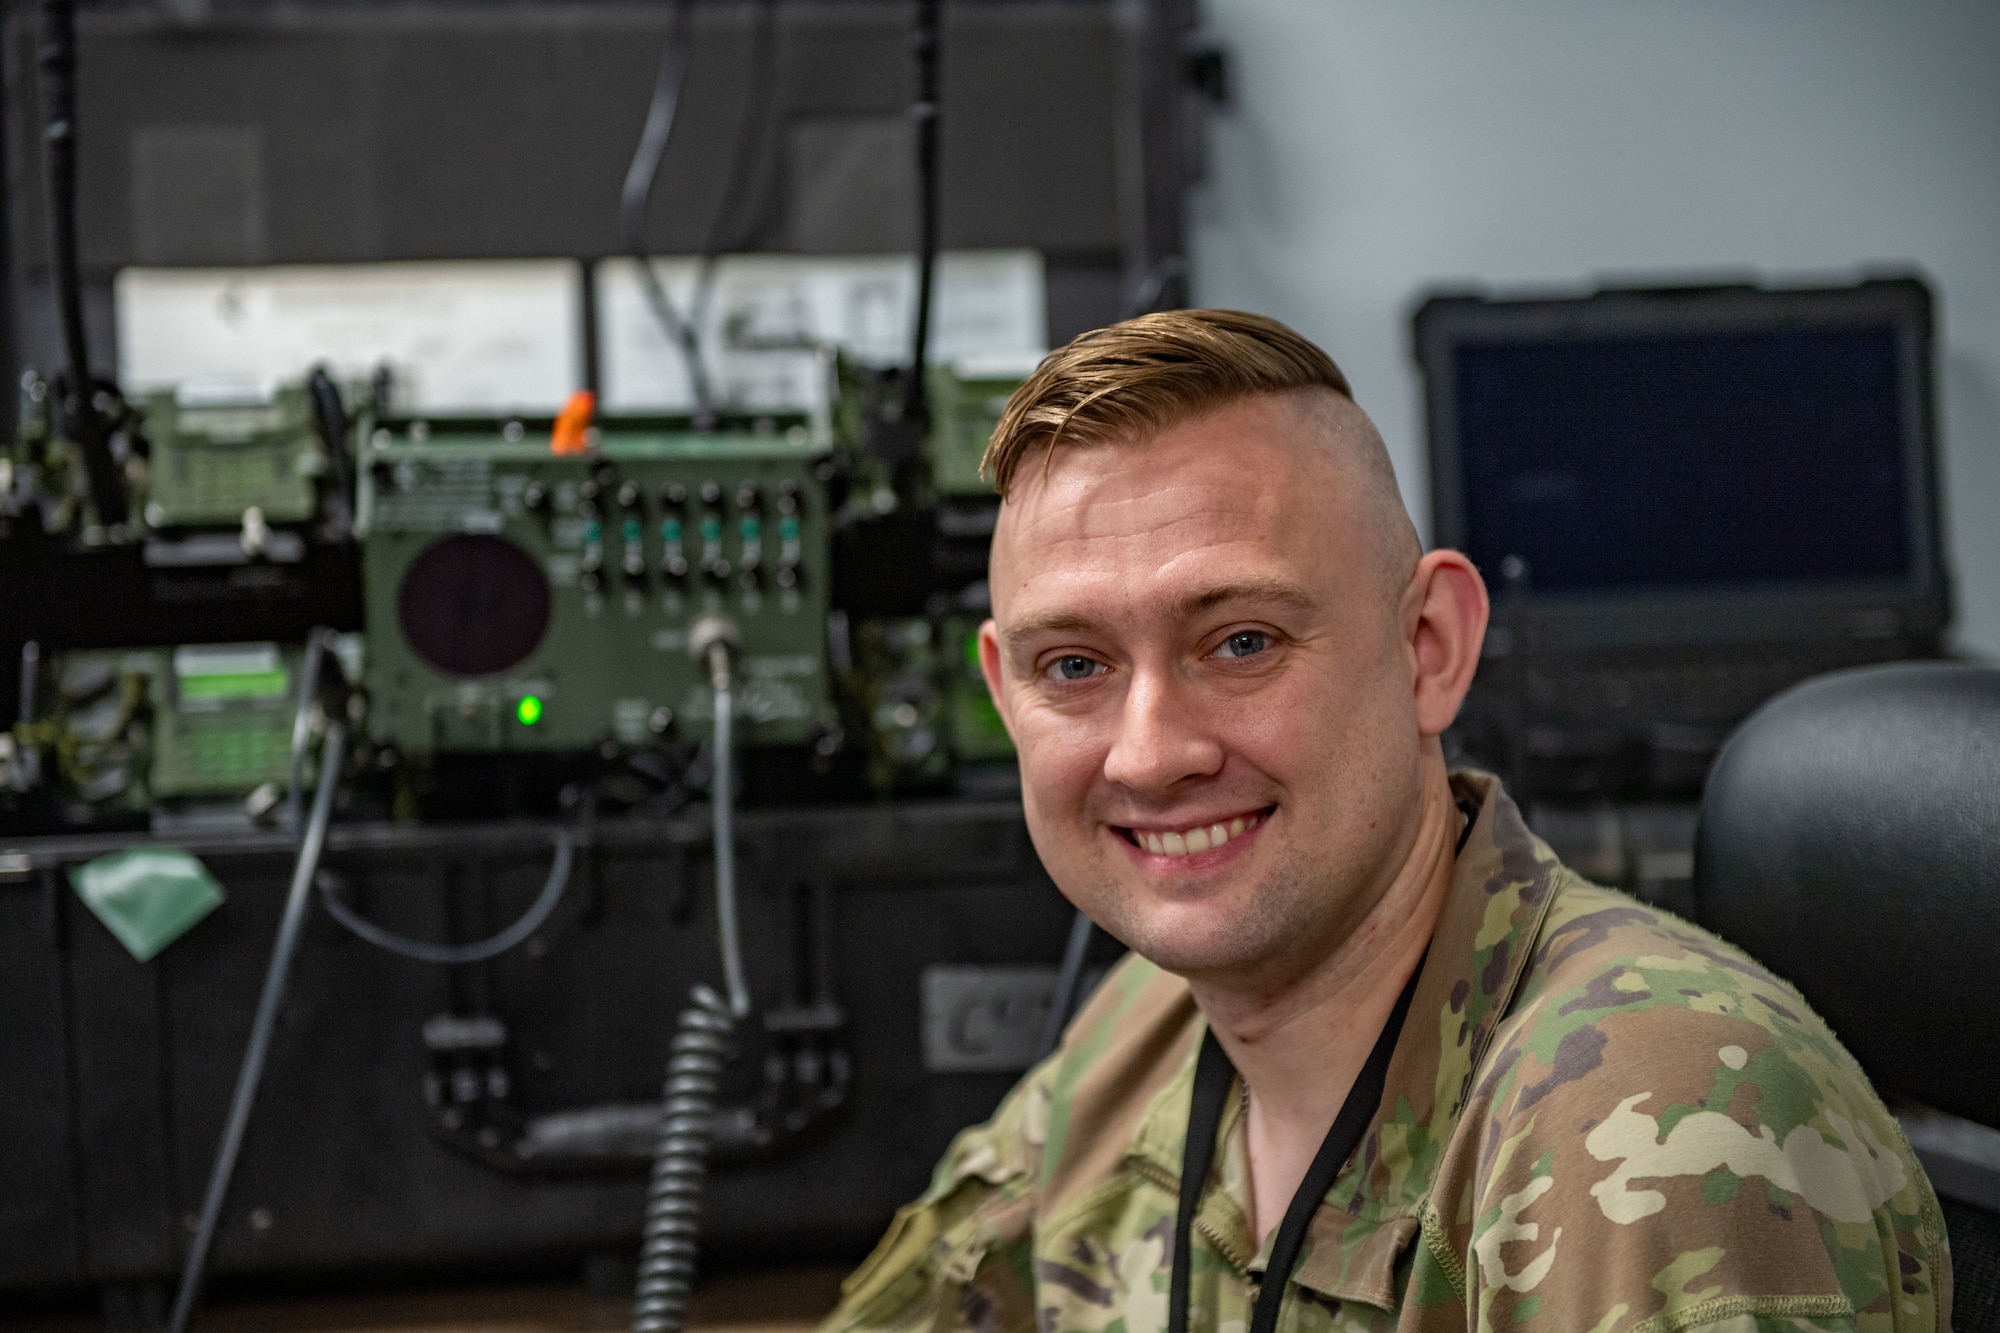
1452, 326, 1908, 593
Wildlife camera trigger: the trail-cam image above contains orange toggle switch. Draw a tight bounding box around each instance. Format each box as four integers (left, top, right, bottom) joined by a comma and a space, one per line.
550, 390, 596, 455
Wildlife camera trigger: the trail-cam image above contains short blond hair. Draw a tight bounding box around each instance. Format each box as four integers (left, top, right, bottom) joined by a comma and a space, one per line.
980, 309, 1353, 496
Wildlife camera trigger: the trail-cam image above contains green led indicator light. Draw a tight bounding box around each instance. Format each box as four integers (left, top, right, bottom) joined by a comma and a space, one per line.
517, 695, 544, 726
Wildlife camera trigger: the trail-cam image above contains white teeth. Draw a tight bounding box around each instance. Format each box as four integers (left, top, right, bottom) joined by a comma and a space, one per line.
1132, 812, 1263, 857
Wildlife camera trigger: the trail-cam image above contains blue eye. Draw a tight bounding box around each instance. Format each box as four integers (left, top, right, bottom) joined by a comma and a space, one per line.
1215, 631, 1270, 659
1051, 655, 1100, 681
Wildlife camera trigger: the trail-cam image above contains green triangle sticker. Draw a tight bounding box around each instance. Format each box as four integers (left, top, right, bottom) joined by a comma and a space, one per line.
70, 847, 225, 963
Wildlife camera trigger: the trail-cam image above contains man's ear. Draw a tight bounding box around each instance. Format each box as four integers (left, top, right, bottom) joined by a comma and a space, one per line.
1405, 550, 1489, 738
977, 618, 1016, 738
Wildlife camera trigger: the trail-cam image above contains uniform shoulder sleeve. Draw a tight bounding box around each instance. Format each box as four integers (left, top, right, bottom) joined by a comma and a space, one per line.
1443, 875, 1949, 1333
822, 952, 1194, 1333
820, 1050, 1053, 1333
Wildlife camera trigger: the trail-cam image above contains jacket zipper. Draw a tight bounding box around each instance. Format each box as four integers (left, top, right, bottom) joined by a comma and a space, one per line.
1129, 1157, 1257, 1273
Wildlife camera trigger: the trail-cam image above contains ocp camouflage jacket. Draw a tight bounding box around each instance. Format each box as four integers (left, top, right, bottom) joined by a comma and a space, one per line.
823, 771, 1950, 1333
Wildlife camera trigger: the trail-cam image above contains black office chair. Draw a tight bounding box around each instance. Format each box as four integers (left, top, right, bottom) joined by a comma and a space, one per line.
1696, 661, 2000, 1332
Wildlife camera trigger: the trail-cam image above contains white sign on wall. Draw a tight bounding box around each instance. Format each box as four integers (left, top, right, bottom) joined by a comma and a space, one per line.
597, 249, 1046, 413
115, 260, 583, 413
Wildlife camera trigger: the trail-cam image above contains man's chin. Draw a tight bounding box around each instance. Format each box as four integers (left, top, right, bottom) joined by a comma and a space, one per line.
1049, 840, 1314, 978
1093, 900, 1291, 982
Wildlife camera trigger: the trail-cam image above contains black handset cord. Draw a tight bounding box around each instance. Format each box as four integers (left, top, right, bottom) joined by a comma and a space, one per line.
1166, 802, 1475, 1333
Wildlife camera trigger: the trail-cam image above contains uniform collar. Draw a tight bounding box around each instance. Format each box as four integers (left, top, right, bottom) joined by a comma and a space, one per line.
1124, 771, 1562, 1312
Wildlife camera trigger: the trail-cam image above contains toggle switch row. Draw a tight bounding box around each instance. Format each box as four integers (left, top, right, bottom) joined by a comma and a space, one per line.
535, 471, 806, 595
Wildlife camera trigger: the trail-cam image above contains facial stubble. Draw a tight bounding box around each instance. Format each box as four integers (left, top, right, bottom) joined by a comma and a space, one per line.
1069, 810, 1391, 992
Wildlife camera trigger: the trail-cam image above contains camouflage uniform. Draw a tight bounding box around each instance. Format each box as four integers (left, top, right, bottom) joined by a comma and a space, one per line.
823, 772, 1951, 1333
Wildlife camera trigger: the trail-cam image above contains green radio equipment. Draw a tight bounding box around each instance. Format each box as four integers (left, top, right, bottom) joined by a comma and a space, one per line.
6, 371, 142, 539
150, 642, 316, 799
356, 402, 837, 756
927, 356, 1035, 497
941, 613, 1013, 767
19, 641, 319, 822
138, 380, 328, 529
830, 356, 1030, 508
5, 369, 355, 541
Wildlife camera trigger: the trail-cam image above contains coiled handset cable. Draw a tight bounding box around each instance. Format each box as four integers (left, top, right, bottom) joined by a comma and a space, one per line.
632, 615, 750, 1333
168, 633, 347, 1333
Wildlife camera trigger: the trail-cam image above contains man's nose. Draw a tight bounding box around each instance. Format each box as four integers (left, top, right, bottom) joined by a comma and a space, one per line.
1101, 666, 1224, 794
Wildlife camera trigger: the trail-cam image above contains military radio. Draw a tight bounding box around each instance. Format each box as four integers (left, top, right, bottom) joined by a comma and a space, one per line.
138, 380, 330, 531
356, 407, 838, 757
16, 641, 333, 825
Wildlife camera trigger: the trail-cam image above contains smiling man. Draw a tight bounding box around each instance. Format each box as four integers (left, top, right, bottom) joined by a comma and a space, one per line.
823, 311, 1948, 1333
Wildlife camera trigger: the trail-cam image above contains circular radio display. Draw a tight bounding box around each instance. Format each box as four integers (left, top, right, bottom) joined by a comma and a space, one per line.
396, 534, 552, 678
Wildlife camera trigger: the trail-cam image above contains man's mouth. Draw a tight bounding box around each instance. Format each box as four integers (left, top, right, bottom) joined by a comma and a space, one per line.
1116, 808, 1271, 858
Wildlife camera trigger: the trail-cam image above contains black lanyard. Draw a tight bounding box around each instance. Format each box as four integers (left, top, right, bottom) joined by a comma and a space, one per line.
1166, 964, 1422, 1333
1165, 804, 1468, 1333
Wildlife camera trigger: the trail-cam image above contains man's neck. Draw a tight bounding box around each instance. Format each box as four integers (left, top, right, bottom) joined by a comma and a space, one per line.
1186, 764, 1462, 1247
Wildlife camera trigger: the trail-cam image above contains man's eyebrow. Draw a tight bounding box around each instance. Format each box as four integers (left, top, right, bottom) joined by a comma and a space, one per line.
998, 611, 1102, 648
1177, 578, 1318, 618
997, 579, 1319, 649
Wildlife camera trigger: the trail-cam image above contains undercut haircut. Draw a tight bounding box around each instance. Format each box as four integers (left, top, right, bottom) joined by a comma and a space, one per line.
980, 309, 1354, 497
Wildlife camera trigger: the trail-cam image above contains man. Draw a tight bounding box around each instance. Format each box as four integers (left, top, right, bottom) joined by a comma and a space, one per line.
824, 310, 1948, 1333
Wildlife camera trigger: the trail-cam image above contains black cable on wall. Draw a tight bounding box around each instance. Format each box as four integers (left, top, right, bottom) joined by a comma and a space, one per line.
902, 0, 942, 432
36, 0, 125, 527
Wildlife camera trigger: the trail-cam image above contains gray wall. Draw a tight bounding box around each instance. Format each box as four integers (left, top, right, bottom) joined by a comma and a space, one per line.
1188, 0, 2000, 658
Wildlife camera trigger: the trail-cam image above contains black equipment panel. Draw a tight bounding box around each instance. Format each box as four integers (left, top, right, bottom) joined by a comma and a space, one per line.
1, 0, 1200, 389
11, 3, 1123, 269
0, 802, 1086, 1292
0, 869, 85, 1290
